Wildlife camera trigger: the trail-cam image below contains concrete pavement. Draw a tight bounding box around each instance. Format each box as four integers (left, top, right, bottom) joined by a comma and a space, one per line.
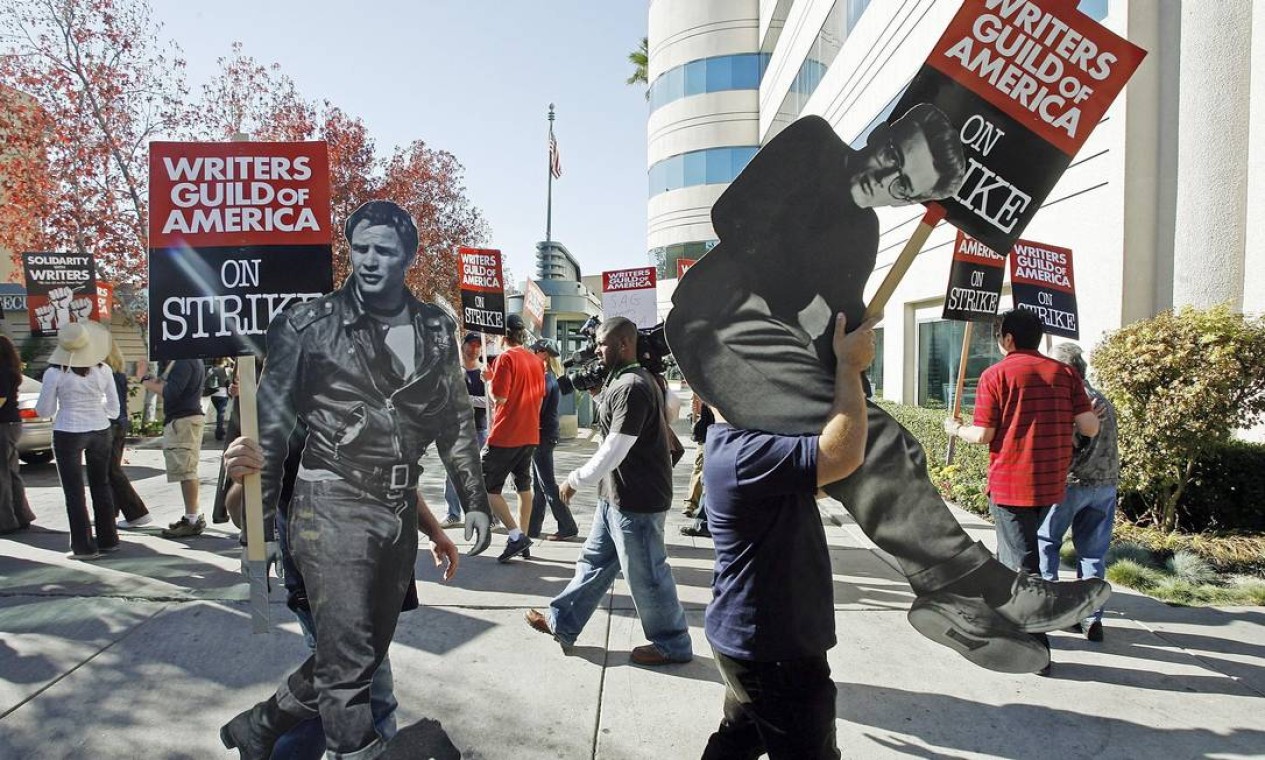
1, 425, 1262, 759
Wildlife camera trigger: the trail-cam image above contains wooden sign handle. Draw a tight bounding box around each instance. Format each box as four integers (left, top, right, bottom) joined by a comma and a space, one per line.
945, 321, 974, 465
863, 204, 947, 323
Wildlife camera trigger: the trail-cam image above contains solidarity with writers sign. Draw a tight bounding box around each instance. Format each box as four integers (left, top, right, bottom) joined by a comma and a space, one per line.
602, 266, 658, 328
942, 232, 1006, 322
148, 141, 334, 359
459, 247, 506, 335
1009, 238, 1078, 338
893, 0, 1146, 254
22, 252, 99, 336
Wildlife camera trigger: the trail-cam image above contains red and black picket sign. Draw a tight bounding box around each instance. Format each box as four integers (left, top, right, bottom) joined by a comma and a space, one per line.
1009, 238, 1079, 338
942, 231, 1006, 322
147, 141, 334, 360
22, 252, 100, 336
459, 247, 507, 335
893, 0, 1146, 254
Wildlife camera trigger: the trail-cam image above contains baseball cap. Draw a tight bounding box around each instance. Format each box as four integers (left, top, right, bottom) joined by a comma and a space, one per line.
529, 338, 560, 357
462, 332, 482, 345
506, 313, 526, 331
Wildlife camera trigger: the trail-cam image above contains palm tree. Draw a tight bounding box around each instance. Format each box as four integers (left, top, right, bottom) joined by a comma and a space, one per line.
627, 37, 649, 99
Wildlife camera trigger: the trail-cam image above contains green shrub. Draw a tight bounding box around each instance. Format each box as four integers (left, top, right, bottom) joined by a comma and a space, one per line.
1228, 577, 1265, 606
1104, 541, 1157, 568
1179, 440, 1265, 532
1165, 550, 1216, 585
1093, 304, 1265, 532
1106, 559, 1163, 590
877, 400, 991, 515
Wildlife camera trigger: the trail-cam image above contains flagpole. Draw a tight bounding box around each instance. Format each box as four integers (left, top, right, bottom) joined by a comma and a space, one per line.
546, 103, 555, 243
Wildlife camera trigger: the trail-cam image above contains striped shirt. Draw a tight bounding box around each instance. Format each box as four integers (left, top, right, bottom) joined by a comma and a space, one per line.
973, 350, 1091, 507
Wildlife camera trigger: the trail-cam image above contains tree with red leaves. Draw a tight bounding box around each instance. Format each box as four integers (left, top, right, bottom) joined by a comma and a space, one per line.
0, 0, 186, 317
190, 44, 489, 312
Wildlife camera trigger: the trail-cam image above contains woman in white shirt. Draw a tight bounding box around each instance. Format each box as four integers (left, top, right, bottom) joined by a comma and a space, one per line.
35, 322, 120, 560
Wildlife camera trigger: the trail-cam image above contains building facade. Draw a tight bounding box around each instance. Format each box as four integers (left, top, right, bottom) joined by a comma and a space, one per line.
647, 0, 1265, 409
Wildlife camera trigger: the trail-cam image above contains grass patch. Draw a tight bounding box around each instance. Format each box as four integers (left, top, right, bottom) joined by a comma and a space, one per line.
1103, 549, 1265, 606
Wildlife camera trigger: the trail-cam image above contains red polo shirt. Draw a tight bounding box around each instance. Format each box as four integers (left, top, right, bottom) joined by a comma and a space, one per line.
973, 349, 1091, 507
487, 345, 544, 447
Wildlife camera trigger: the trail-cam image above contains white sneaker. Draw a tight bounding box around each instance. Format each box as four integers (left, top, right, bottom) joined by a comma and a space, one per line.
117, 515, 153, 529
439, 516, 463, 529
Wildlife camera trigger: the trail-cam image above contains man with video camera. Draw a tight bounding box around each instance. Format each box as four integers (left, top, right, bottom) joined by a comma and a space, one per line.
525, 316, 692, 666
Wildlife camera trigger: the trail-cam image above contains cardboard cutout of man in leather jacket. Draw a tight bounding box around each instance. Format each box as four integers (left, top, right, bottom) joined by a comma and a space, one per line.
224, 200, 491, 760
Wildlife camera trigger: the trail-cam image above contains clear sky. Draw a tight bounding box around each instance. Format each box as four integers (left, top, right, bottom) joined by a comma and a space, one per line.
151, 1, 650, 286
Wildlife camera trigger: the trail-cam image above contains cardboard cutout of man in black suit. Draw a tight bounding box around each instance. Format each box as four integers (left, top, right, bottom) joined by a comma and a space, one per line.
667, 109, 1110, 674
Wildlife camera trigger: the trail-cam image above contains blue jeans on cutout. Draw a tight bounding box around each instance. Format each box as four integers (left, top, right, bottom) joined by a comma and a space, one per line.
271, 508, 398, 760
548, 499, 691, 661
444, 427, 488, 520
1038, 483, 1116, 623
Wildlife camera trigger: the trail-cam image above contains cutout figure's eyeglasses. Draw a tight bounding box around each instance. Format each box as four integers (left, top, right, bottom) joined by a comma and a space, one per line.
875, 139, 916, 202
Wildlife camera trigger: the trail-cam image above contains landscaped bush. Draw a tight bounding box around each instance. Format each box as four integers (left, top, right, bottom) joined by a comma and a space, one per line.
1093, 304, 1265, 532
876, 399, 990, 516
1178, 440, 1265, 532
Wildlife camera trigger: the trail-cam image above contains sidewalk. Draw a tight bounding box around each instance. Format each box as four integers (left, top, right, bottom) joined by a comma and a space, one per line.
1, 428, 1262, 759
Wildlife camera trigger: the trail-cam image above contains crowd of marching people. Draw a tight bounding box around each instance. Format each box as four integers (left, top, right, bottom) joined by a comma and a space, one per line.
6, 198, 1117, 760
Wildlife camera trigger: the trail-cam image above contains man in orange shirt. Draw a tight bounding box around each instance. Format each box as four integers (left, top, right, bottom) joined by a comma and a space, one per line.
484, 313, 546, 562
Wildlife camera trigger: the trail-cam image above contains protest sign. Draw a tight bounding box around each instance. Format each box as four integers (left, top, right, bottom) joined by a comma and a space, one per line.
676, 258, 697, 279
1009, 238, 1078, 338
148, 141, 333, 359
22, 252, 99, 336
96, 283, 114, 322
523, 278, 548, 333
459, 247, 507, 335
942, 231, 1006, 322
602, 266, 658, 328
891, 0, 1147, 254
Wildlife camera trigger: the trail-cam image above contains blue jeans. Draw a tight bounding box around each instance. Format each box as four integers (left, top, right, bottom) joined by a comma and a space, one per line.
444, 427, 488, 520
527, 438, 577, 538
275, 477, 417, 758
548, 499, 691, 660
270, 509, 398, 760
1038, 484, 1116, 623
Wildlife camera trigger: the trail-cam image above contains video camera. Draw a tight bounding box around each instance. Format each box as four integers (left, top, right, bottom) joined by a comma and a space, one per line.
557, 315, 674, 395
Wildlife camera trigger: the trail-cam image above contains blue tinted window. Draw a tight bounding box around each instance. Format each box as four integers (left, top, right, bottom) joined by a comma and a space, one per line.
649, 147, 761, 197
684, 59, 707, 97
706, 56, 733, 91
683, 151, 707, 187
648, 54, 768, 113
731, 55, 760, 90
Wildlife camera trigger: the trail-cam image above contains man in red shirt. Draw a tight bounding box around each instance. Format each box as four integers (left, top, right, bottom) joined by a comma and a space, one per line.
945, 309, 1099, 672
485, 313, 546, 562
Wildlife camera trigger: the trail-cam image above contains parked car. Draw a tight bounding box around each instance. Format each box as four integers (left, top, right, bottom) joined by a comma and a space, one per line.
17, 374, 53, 465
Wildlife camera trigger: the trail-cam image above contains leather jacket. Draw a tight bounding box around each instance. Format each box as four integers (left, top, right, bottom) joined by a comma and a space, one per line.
257, 280, 491, 533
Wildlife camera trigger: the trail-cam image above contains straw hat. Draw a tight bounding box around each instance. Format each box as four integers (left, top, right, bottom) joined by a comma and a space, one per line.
48, 321, 111, 368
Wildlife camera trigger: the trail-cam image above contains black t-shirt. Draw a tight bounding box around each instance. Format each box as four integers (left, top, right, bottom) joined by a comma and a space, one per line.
596, 366, 672, 513
703, 423, 835, 661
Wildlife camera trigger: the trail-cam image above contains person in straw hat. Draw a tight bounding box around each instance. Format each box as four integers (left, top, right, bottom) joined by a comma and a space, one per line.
35, 320, 120, 560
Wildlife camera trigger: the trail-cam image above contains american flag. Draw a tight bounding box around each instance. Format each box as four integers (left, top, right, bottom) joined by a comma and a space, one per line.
549, 132, 563, 179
